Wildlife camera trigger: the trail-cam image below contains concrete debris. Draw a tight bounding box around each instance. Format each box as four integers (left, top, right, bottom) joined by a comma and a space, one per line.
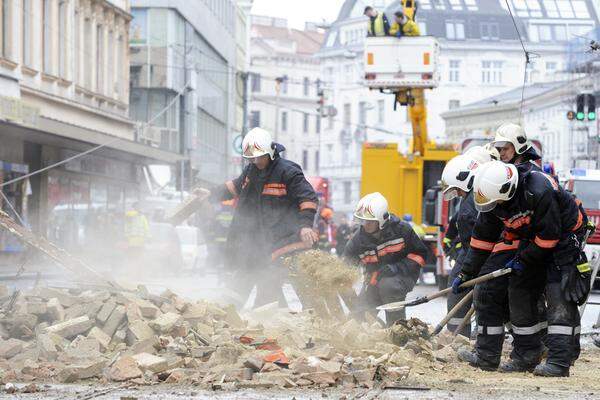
0, 285, 446, 388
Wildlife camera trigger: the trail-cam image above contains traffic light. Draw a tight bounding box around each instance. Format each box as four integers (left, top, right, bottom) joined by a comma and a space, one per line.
576, 94, 585, 120
587, 94, 596, 121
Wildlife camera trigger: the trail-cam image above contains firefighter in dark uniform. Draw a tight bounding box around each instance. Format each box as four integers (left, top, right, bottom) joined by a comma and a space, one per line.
456, 124, 547, 372
454, 160, 591, 377
440, 155, 482, 338
343, 192, 428, 326
209, 127, 319, 308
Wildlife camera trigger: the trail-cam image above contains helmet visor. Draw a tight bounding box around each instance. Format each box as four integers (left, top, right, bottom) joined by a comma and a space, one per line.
474, 190, 498, 212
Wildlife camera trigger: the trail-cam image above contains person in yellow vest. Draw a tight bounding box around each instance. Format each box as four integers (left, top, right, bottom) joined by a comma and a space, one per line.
124, 202, 149, 255
364, 6, 390, 37
390, 11, 420, 37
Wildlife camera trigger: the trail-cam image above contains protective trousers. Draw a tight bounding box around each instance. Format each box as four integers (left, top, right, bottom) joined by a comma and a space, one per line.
363, 272, 416, 326
508, 244, 547, 367
473, 247, 514, 367
545, 231, 586, 368
447, 261, 472, 338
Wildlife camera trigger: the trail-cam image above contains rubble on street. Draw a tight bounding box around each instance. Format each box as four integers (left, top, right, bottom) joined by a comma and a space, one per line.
0, 282, 453, 390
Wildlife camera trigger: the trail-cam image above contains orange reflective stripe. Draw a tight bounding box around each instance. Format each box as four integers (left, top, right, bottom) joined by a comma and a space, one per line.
369, 271, 380, 286
572, 210, 583, 232
470, 238, 495, 251
299, 201, 318, 211
377, 243, 405, 257
492, 241, 520, 253
271, 241, 311, 260
225, 180, 238, 197
407, 253, 425, 267
360, 255, 379, 264
534, 236, 559, 249
262, 188, 287, 196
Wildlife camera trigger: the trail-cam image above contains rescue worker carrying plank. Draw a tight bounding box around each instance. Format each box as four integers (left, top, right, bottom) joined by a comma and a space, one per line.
208, 127, 319, 308
343, 192, 428, 325
454, 159, 591, 377
440, 154, 482, 338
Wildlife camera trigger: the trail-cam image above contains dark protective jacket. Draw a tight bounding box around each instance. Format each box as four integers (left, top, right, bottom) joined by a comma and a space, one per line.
211, 144, 318, 261
461, 164, 585, 277
343, 214, 429, 283
444, 192, 478, 264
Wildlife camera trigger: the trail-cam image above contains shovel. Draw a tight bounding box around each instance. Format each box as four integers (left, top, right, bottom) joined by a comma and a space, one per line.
453, 306, 475, 337
377, 268, 512, 312
433, 290, 474, 335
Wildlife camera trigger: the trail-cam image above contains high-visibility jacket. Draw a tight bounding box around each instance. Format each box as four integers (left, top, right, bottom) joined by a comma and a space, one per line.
367, 13, 390, 37
124, 210, 149, 248
390, 19, 420, 37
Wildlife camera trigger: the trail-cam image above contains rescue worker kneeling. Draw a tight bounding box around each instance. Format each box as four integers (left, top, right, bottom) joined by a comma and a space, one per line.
344, 192, 428, 326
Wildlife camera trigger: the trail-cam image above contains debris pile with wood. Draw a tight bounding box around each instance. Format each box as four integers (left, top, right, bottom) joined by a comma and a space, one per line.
0, 283, 466, 390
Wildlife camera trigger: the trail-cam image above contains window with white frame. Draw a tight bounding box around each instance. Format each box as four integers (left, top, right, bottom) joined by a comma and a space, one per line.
545, 61, 557, 75
303, 113, 309, 133
481, 61, 503, 84
480, 22, 499, 40
251, 73, 261, 92
43, 0, 52, 73
302, 150, 308, 170
449, 60, 460, 82
303, 77, 310, 96
343, 181, 352, 204
449, 99, 460, 109
344, 64, 354, 84
0, 0, 12, 58
446, 21, 465, 40
281, 111, 288, 132
58, 0, 67, 78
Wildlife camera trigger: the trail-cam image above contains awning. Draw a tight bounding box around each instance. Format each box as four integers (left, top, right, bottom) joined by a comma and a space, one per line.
0, 117, 186, 165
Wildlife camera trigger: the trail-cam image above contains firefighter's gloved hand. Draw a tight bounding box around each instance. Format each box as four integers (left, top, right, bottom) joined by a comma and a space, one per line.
451, 272, 471, 295
560, 263, 591, 306
300, 227, 318, 247
380, 263, 400, 278
506, 257, 525, 274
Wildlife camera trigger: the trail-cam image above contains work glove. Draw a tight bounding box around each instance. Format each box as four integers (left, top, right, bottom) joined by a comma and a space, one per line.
560, 262, 591, 306
451, 271, 472, 295
380, 263, 400, 278
506, 257, 525, 274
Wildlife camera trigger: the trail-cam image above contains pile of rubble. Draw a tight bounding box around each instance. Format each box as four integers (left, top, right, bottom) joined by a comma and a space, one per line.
0, 283, 467, 390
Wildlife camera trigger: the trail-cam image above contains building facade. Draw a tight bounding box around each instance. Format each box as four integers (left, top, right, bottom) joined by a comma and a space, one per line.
317, 0, 598, 216
129, 0, 240, 186
0, 0, 181, 257
247, 15, 325, 177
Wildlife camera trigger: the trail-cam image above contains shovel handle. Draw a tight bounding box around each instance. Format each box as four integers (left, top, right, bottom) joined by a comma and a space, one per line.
453, 306, 475, 337
434, 290, 474, 335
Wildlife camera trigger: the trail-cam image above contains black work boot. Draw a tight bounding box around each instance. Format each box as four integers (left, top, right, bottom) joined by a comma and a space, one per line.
533, 363, 570, 377
457, 348, 498, 371
499, 359, 537, 373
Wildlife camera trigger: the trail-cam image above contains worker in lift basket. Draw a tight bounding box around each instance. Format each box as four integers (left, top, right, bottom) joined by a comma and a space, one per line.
343, 192, 428, 326
364, 6, 390, 37
390, 11, 420, 37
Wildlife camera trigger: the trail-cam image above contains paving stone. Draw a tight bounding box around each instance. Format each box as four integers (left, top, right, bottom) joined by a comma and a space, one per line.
102, 305, 126, 338
107, 356, 142, 382
96, 300, 116, 325
126, 321, 154, 346
149, 312, 182, 334
0, 338, 25, 359
46, 298, 65, 322
131, 352, 169, 373
45, 316, 93, 339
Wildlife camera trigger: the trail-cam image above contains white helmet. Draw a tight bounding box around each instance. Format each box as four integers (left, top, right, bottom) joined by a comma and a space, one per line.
441, 155, 480, 200
492, 123, 530, 155
464, 145, 497, 164
473, 160, 518, 212
242, 127, 275, 159
354, 192, 389, 227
